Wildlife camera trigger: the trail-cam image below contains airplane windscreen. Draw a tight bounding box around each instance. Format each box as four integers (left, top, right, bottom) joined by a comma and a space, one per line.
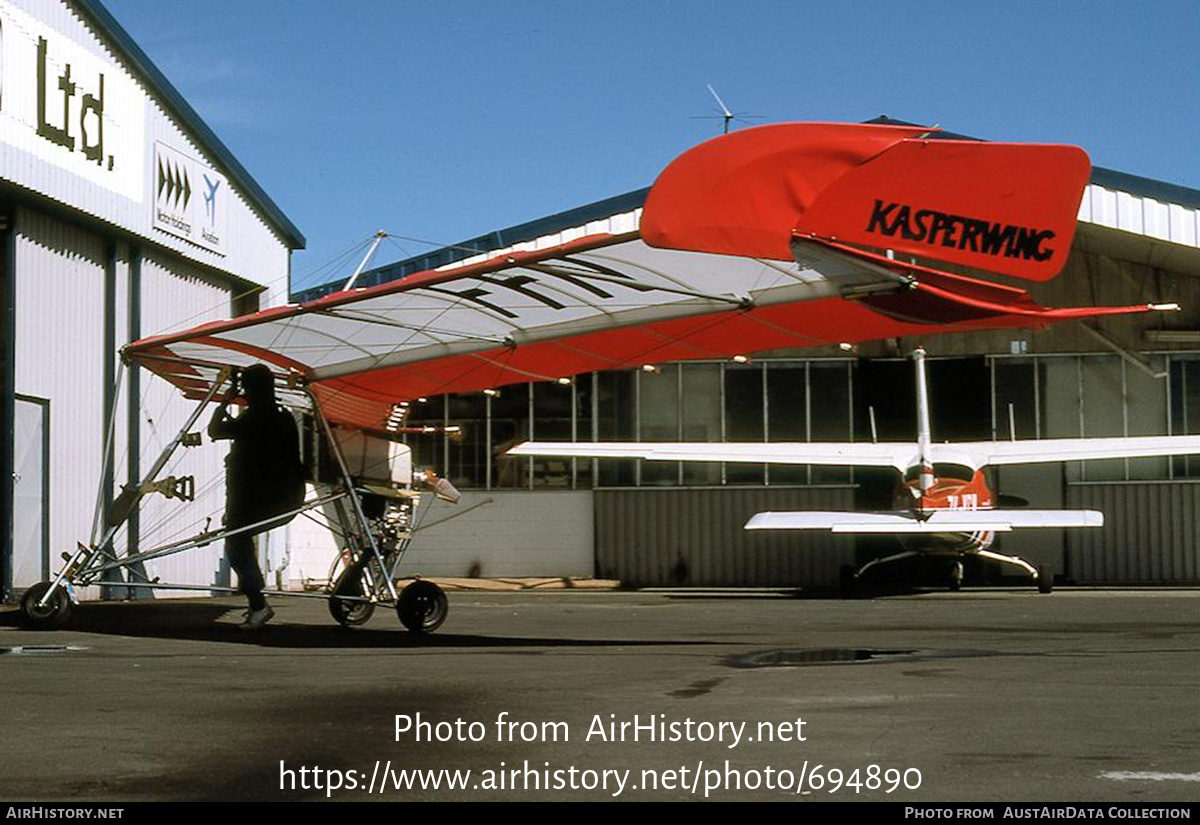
904, 463, 975, 482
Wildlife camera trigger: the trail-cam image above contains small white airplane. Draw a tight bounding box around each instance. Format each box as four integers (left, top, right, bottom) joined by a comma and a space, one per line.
509, 348, 1200, 594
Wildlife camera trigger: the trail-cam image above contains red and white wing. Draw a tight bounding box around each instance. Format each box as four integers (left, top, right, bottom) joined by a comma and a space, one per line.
123, 122, 1165, 431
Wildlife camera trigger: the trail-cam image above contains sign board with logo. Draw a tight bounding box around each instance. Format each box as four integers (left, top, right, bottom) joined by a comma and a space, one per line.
0, 0, 145, 202
152, 141, 227, 254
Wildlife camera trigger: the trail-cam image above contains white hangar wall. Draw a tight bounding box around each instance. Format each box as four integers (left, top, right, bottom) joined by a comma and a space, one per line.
285, 490, 595, 590
10, 206, 108, 596
2, 0, 300, 600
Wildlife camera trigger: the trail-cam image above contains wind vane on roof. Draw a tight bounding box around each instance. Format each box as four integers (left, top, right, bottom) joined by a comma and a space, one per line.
693, 84, 763, 134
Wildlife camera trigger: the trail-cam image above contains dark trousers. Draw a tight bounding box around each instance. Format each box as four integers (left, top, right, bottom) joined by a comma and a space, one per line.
226, 531, 266, 611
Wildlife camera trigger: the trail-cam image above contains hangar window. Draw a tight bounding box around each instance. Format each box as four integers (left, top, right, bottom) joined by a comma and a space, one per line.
680, 363, 722, 486
402, 351, 1195, 491
447, 392, 487, 489
991, 353, 1189, 483
723, 362, 765, 485
639, 364, 682, 486
1170, 356, 1200, 478
596, 371, 635, 487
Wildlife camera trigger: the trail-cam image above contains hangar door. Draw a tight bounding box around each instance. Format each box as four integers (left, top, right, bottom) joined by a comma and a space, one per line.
12, 395, 50, 589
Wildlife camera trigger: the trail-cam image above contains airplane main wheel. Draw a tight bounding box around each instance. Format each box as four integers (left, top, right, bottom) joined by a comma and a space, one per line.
1036, 564, 1053, 595
19, 581, 73, 630
949, 560, 964, 592
328, 593, 376, 627
397, 580, 448, 633
327, 565, 376, 626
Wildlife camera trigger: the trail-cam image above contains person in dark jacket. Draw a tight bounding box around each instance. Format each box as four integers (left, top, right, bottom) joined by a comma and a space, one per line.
208, 364, 303, 630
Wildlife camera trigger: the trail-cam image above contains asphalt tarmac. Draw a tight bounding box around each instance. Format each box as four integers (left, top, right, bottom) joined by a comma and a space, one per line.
1, 587, 1197, 802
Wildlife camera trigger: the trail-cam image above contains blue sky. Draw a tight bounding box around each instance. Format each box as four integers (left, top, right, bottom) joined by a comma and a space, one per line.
102, 0, 1200, 295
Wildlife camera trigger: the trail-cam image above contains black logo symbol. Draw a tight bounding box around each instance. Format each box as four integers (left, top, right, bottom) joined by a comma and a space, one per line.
157, 155, 192, 209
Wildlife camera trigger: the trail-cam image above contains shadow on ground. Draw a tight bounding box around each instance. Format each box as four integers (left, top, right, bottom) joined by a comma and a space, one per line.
0, 599, 716, 651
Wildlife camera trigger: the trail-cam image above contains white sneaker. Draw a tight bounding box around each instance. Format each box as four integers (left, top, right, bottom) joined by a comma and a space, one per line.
239, 605, 274, 631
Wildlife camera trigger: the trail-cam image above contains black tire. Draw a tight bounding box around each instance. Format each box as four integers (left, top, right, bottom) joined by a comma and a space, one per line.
327, 565, 375, 626
838, 565, 857, 598
1037, 563, 1053, 594
19, 581, 73, 630
397, 580, 448, 633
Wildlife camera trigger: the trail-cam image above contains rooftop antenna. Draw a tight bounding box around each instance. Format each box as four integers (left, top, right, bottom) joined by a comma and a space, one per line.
343, 230, 387, 291
708, 84, 734, 134
693, 84, 764, 134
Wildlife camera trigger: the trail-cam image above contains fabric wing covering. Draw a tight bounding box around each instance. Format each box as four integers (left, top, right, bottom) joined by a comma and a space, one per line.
125, 123, 1163, 431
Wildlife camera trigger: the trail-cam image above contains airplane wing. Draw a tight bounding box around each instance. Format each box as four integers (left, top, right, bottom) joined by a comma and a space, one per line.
507, 441, 917, 471
745, 509, 1104, 533
123, 122, 1168, 431
940, 436, 1200, 470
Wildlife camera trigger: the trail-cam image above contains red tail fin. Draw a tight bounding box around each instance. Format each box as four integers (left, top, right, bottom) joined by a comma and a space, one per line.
797, 139, 1090, 281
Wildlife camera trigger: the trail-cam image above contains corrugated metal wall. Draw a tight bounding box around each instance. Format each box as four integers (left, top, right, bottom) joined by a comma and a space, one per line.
595, 486, 856, 587
135, 252, 235, 593
13, 207, 109, 599
1067, 482, 1200, 584
12, 208, 241, 597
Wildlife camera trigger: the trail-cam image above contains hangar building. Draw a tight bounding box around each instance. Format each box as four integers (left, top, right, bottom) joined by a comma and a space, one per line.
0, 0, 303, 601
291, 127, 1199, 589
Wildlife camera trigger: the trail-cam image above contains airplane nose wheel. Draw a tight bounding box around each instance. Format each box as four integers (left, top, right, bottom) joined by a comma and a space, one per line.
1036, 563, 1053, 594
19, 581, 74, 630
327, 563, 376, 627
397, 580, 448, 633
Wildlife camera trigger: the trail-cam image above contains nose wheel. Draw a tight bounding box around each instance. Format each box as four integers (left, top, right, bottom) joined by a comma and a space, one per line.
327, 562, 377, 626
1036, 563, 1053, 594
19, 581, 74, 630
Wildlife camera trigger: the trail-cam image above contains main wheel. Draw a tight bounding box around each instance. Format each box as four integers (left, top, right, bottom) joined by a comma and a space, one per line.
397, 580, 448, 633
327, 565, 376, 626
19, 581, 73, 630
1036, 563, 1053, 594
949, 560, 964, 592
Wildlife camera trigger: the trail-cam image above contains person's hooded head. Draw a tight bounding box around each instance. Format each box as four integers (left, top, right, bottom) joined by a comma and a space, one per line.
240, 364, 276, 407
